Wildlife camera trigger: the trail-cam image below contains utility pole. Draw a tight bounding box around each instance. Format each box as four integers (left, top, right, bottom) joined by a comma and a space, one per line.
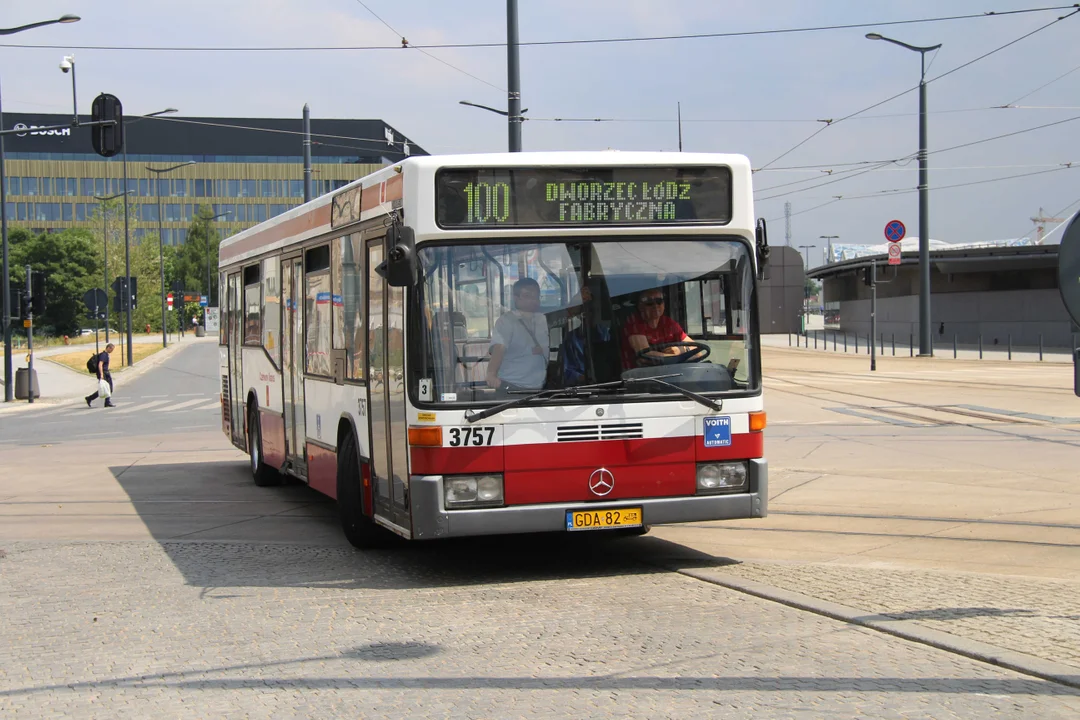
25, 266, 33, 404
870, 260, 877, 372
302, 103, 312, 203
506, 0, 522, 152
677, 102, 683, 151
1031, 207, 1064, 245
798, 244, 816, 331
784, 202, 792, 246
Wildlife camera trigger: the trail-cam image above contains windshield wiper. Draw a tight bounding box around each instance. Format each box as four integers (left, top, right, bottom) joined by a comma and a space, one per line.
464, 380, 624, 423
464, 374, 720, 423
623, 375, 722, 412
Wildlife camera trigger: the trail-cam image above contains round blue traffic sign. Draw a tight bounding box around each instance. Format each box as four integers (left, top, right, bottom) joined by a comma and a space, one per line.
884, 220, 906, 242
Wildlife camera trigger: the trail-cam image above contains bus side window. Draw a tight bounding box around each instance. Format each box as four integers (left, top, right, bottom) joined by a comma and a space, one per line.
243, 264, 261, 346
333, 233, 366, 380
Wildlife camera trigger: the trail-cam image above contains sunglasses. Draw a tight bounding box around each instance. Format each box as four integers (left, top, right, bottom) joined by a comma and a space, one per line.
639, 298, 664, 307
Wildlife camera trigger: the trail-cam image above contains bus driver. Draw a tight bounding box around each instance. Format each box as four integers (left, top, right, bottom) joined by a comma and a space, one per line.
621, 288, 694, 369
486, 278, 549, 391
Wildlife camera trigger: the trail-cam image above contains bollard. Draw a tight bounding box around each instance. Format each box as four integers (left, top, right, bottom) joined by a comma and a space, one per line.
891, 334, 896, 356
953, 334, 957, 359
855, 334, 859, 354
1008, 334, 1012, 360
880, 333, 884, 355
788, 333, 792, 347
844, 333, 848, 352
814, 332, 818, 350
1039, 334, 1043, 362
909, 333, 914, 357
979, 334, 983, 359
833, 333, 837, 352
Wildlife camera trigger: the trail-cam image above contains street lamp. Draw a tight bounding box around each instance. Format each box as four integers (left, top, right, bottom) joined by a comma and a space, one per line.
120, 108, 177, 365
798, 244, 817, 327
205, 211, 231, 308
819, 235, 839, 265
867, 32, 941, 357
1, 12, 80, 402
146, 161, 195, 349
93, 190, 134, 343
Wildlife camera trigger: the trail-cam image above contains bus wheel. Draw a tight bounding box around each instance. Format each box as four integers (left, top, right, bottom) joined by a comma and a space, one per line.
248, 407, 281, 487
337, 431, 387, 549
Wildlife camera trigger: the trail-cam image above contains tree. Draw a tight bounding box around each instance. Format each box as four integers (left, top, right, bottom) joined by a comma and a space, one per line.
176, 204, 222, 304
10, 228, 101, 336
804, 278, 821, 299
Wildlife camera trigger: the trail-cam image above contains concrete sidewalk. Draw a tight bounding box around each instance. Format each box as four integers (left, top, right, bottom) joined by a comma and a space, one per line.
0, 336, 216, 411
765, 331, 1077, 363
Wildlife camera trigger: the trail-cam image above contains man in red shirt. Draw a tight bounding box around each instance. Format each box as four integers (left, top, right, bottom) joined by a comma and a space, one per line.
620, 289, 693, 370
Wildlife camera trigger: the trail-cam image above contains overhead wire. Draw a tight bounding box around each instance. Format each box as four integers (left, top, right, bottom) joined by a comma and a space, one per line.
1006, 62, 1080, 104
1, 5, 1075, 52
754, 8, 1080, 172
351, 0, 504, 92
142, 114, 417, 150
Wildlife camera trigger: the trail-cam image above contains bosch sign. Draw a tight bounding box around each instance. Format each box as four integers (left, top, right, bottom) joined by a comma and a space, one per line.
12, 123, 71, 137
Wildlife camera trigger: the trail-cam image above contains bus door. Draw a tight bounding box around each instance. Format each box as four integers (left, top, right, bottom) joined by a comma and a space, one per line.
227, 272, 245, 448
366, 235, 411, 530
281, 256, 307, 471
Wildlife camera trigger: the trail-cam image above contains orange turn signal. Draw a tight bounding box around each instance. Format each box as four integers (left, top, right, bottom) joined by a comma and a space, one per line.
749, 411, 767, 432
408, 426, 443, 447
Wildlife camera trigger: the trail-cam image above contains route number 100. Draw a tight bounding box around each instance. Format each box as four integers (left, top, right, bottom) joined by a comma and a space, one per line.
464, 182, 511, 223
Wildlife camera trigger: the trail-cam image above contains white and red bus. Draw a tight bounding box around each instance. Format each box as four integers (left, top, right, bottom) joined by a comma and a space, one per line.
219, 152, 770, 547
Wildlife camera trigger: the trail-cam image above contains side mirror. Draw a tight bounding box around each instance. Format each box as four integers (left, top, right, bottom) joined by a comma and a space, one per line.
755, 218, 771, 281
375, 225, 418, 287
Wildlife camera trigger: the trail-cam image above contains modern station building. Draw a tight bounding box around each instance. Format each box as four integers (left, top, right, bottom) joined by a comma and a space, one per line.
1, 112, 426, 245
807, 240, 1075, 348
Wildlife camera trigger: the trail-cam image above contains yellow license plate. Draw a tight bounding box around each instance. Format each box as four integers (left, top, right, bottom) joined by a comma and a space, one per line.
566, 507, 643, 531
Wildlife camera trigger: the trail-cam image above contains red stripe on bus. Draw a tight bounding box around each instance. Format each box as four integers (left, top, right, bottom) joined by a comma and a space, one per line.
219, 203, 332, 264
258, 410, 286, 471
410, 433, 762, 505
360, 174, 403, 212
308, 443, 338, 500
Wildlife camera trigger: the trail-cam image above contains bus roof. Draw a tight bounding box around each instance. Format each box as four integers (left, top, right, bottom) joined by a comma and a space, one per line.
219, 151, 753, 268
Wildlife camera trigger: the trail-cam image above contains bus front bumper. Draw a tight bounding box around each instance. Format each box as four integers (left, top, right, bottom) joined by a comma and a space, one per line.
409, 459, 767, 540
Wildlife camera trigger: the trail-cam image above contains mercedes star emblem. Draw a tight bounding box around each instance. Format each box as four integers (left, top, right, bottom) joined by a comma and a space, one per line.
588, 468, 615, 497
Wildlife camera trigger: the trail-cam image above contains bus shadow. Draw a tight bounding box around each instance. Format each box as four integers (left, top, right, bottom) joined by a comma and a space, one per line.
108, 460, 738, 591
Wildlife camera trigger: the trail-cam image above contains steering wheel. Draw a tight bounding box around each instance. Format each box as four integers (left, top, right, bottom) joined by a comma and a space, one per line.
636, 341, 711, 366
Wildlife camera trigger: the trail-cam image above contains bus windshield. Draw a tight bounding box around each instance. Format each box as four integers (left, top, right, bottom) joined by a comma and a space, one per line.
413, 238, 757, 407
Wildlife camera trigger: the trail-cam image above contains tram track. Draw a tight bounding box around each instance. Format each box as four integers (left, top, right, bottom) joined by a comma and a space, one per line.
765, 364, 1069, 395
765, 374, 1080, 446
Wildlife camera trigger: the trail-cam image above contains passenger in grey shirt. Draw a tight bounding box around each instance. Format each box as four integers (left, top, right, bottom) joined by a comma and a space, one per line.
486, 278, 548, 390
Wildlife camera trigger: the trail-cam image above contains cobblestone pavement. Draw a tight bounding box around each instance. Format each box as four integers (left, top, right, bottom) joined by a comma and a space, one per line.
3, 540, 1080, 719
701, 560, 1080, 671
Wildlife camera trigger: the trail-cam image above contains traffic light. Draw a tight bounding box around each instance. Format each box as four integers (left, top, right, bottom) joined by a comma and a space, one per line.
91, 93, 124, 158
863, 267, 873, 287
26, 271, 46, 315
111, 276, 138, 311
6, 287, 21, 323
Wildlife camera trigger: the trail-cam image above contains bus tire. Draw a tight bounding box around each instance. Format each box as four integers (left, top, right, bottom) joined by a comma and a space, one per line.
337, 431, 386, 549
248, 406, 281, 487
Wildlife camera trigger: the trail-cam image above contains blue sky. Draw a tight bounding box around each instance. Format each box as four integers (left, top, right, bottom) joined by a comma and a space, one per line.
3, 1, 1079, 263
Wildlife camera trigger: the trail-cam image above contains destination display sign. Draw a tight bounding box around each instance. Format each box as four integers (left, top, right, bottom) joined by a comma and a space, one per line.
435, 166, 732, 228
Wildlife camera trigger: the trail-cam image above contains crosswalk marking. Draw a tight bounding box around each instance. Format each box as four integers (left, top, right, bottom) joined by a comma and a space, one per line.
109, 400, 171, 414
152, 398, 205, 412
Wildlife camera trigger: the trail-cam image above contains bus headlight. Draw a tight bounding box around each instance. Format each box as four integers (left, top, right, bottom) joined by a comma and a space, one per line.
696, 462, 748, 494
444, 475, 504, 509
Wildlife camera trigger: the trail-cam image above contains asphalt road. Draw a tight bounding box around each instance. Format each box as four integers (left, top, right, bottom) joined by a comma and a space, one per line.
1, 342, 1078, 717
0, 339, 221, 445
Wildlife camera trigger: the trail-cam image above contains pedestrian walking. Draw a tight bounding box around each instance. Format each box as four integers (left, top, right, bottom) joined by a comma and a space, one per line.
85, 343, 117, 408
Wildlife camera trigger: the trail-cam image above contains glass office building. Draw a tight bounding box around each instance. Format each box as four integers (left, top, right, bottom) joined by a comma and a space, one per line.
2, 113, 425, 245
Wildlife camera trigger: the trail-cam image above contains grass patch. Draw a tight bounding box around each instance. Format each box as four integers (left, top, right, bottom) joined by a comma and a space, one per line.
44, 343, 166, 373
12, 332, 163, 350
